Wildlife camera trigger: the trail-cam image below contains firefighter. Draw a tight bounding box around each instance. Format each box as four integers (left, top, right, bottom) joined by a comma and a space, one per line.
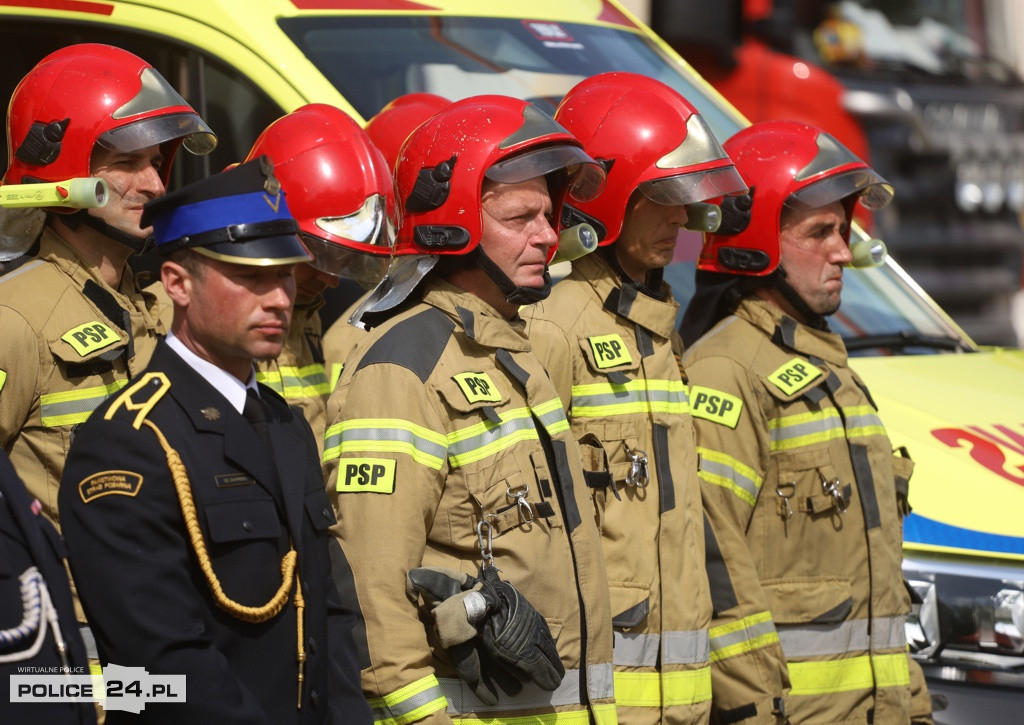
58, 158, 371, 723
321, 92, 449, 383
240, 104, 395, 445
0, 43, 215, 652
323, 95, 617, 723
525, 72, 789, 724
680, 120, 933, 724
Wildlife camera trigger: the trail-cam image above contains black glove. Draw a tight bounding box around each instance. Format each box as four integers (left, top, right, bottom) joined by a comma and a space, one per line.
716, 188, 754, 236
474, 565, 565, 693
407, 565, 565, 703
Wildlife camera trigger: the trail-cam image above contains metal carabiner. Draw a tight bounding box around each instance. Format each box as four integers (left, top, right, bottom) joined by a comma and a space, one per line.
506, 482, 535, 523
776, 482, 795, 520
821, 476, 848, 514
625, 445, 650, 488
476, 518, 496, 569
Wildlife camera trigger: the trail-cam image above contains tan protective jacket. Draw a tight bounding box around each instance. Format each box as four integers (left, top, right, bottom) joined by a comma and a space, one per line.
255, 298, 330, 450
527, 254, 786, 724
683, 298, 931, 724
322, 292, 370, 390
0, 227, 164, 532
324, 280, 616, 725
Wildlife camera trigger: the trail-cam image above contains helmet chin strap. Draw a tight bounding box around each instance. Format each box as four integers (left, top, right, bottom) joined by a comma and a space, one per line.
601, 246, 665, 300
773, 266, 828, 331
470, 246, 552, 305
60, 210, 152, 254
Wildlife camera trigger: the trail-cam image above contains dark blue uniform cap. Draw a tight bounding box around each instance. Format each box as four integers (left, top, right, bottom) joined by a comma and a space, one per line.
142, 155, 313, 266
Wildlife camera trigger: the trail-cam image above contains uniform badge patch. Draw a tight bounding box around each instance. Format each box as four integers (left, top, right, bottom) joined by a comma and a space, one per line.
337, 458, 397, 494
690, 385, 743, 428
214, 473, 255, 488
767, 357, 823, 395
587, 334, 632, 369
61, 321, 120, 357
78, 470, 143, 503
453, 372, 502, 404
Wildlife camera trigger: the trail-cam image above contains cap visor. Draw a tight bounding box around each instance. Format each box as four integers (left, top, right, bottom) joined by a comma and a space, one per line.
193, 234, 312, 266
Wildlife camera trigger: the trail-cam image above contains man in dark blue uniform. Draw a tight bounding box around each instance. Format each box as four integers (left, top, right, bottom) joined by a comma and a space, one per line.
58, 158, 370, 724
2, 448, 95, 724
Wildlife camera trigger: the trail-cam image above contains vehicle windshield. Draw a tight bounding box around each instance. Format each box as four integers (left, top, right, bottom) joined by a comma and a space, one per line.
281, 13, 973, 356
805, 0, 1020, 82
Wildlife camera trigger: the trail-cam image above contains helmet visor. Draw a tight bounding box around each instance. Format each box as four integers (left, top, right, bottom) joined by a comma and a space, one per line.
639, 165, 748, 206
486, 144, 607, 202
788, 167, 894, 211
313, 193, 396, 253
98, 112, 217, 156
302, 233, 390, 288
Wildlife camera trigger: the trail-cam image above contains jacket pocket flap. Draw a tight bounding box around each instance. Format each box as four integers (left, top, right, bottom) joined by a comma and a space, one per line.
762, 577, 852, 625
610, 583, 650, 628
304, 488, 337, 531
205, 499, 281, 543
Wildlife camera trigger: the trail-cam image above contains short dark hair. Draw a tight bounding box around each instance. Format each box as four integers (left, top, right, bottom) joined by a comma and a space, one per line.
167, 248, 205, 278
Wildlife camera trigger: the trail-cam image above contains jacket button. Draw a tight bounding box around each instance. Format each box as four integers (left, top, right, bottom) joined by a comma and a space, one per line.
307, 636, 317, 655
242, 521, 253, 532
321, 508, 331, 521
310, 689, 320, 708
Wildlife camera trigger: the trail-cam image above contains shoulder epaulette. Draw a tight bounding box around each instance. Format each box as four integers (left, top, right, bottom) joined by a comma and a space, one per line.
104, 372, 171, 429
356, 307, 455, 382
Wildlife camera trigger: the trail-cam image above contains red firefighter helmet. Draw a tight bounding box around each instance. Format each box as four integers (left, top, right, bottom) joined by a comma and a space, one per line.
554, 72, 747, 245
244, 103, 395, 286
699, 120, 893, 276
392, 94, 605, 259
3, 43, 216, 187
365, 93, 450, 173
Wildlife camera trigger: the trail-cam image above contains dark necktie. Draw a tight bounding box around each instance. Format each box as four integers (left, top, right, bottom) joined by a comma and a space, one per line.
243, 387, 272, 448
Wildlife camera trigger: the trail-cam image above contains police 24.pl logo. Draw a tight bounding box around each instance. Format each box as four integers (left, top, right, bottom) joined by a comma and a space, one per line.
10, 663, 185, 713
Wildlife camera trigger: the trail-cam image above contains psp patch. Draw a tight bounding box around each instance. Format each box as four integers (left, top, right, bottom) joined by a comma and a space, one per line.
61, 320, 120, 357
588, 334, 632, 369
767, 357, 822, 395
337, 458, 397, 494
78, 470, 143, 503
690, 385, 743, 428
453, 372, 502, 404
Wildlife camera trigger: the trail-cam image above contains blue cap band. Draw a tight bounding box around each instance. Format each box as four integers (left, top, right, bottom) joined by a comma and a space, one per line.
152, 190, 292, 246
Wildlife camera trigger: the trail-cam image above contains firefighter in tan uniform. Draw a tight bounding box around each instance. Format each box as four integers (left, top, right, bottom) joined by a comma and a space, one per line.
0, 44, 214, 617
230, 104, 393, 447
324, 96, 617, 723
322, 92, 449, 386
526, 72, 789, 725
680, 120, 933, 724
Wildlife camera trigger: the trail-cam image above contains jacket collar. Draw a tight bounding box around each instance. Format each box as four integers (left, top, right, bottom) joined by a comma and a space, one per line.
735, 297, 848, 366
422, 279, 532, 352
572, 253, 679, 340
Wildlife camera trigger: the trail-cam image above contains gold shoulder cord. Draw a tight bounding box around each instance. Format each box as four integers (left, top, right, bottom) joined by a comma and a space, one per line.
107, 373, 307, 707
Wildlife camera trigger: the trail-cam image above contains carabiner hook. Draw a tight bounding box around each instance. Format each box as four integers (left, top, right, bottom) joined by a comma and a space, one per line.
625, 445, 650, 488
476, 518, 496, 569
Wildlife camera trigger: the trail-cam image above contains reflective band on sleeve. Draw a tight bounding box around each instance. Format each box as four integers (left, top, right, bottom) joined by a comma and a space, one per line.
709, 611, 779, 661
39, 380, 128, 427
454, 710, 596, 725
532, 397, 570, 436
446, 407, 539, 467
778, 616, 907, 658
258, 364, 330, 399
369, 674, 447, 725
697, 447, 762, 507
441, 669, 586, 713
323, 418, 448, 469
768, 408, 846, 451
571, 379, 689, 418
614, 630, 710, 668
614, 667, 712, 707
787, 652, 909, 696
843, 405, 886, 439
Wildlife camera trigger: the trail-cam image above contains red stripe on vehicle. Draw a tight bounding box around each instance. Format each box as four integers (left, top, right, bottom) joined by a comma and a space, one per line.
0, 0, 113, 14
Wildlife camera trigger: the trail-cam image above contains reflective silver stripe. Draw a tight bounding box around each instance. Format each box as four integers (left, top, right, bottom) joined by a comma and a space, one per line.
440, 669, 584, 713
0, 259, 43, 284
571, 380, 688, 417
769, 410, 844, 448
614, 630, 710, 667
326, 423, 448, 462
663, 630, 711, 665
709, 617, 777, 654
614, 632, 660, 667
369, 675, 447, 723
844, 408, 886, 436
588, 663, 614, 701
446, 411, 538, 466
778, 616, 907, 658
699, 454, 759, 501
277, 364, 330, 397
533, 399, 570, 436
79, 624, 98, 661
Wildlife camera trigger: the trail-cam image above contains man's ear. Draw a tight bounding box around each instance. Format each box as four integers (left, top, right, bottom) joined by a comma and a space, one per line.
161, 260, 192, 308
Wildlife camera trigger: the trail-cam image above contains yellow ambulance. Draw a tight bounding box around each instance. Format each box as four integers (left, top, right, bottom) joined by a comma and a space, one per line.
1, 1, 1021, 719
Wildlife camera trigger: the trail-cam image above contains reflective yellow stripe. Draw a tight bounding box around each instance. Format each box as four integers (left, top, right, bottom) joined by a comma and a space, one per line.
257, 364, 330, 399
369, 675, 447, 725
788, 653, 910, 696
447, 407, 539, 467
571, 379, 689, 418
455, 709, 602, 725
39, 380, 128, 427
255, 369, 284, 393
613, 667, 712, 708
697, 446, 762, 507
533, 397, 570, 436
709, 610, 779, 661
330, 362, 344, 389
323, 418, 448, 469
768, 408, 846, 451
843, 405, 887, 438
